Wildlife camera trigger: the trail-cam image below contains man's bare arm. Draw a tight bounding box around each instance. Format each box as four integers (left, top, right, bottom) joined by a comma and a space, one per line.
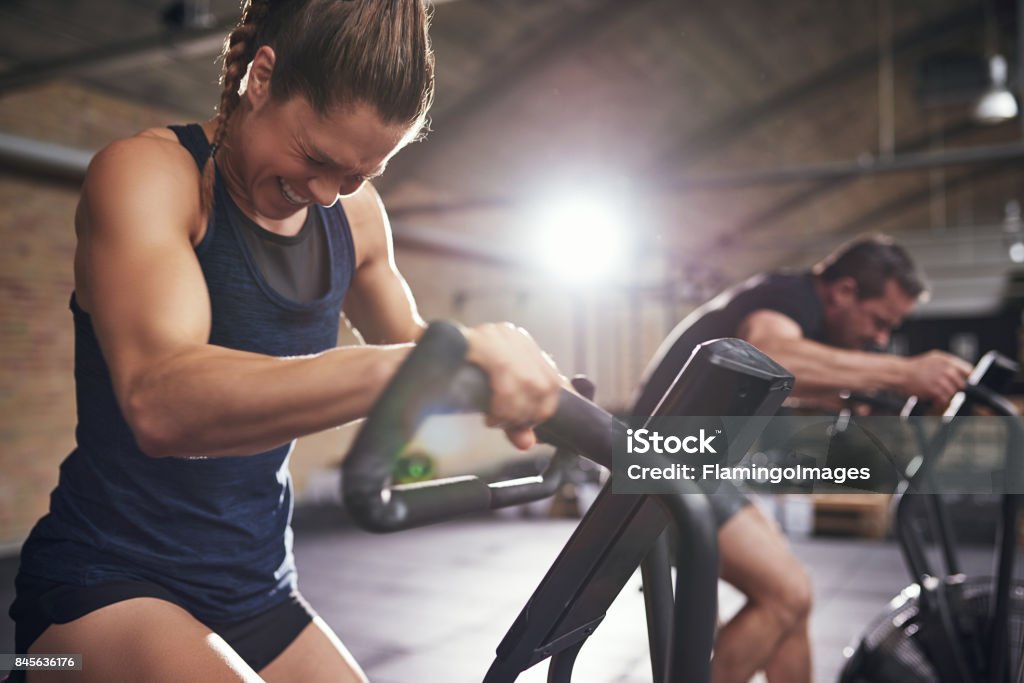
738, 309, 971, 405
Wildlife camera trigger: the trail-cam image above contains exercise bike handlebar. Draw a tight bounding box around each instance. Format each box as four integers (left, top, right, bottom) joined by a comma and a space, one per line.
962, 383, 1019, 418
342, 321, 618, 533
902, 355, 1021, 483
894, 363, 1024, 683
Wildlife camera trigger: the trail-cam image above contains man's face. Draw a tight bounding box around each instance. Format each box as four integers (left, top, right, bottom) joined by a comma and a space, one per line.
825, 277, 917, 350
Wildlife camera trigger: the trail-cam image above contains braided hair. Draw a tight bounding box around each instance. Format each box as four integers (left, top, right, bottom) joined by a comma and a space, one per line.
200, 0, 270, 211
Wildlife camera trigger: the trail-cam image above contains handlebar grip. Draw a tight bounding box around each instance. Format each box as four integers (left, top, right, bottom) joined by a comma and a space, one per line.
483, 376, 598, 509
963, 384, 1019, 418
901, 350, 1020, 418
342, 322, 616, 532
342, 322, 489, 531
535, 389, 615, 468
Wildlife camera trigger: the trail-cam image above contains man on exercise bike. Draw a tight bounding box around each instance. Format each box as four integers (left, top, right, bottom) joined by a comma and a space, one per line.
634, 234, 972, 683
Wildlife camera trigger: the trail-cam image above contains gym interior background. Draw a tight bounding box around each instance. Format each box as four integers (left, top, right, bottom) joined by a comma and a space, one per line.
2, 1, 1024, 681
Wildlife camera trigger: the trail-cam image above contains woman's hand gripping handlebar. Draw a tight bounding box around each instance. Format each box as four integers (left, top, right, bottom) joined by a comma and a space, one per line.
341, 321, 619, 532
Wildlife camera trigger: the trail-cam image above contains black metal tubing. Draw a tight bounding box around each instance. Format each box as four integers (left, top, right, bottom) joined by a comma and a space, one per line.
991, 493, 1020, 683
547, 641, 584, 683
661, 492, 718, 683
482, 479, 718, 683
893, 365, 1023, 683
482, 487, 664, 683
344, 329, 793, 681
896, 353, 1018, 576
967, 384, 1024, 683
893, 489, 938, 584
342, 321, 614, 532
640, 532, 674, 683
899, 459, 964, 580
482, 338, 791, 683
930, 579, 979, 683
948, 384, 1024, 683
893, 417, 975, 683
926, 484, 962, 577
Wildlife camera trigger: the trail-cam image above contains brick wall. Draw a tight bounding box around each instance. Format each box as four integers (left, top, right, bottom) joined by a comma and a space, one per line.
0, 82, 182, 550
0, 173, 78, 550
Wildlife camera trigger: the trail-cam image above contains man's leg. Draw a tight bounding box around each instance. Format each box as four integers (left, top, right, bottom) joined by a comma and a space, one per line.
712, 504, 813, 683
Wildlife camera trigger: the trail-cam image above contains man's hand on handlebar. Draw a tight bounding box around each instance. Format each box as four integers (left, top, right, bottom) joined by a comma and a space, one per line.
902, 350, 973, 407
462, 322, 567, 451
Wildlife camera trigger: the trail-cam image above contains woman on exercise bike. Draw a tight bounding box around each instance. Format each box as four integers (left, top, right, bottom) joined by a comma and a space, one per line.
7, 2, 563, 681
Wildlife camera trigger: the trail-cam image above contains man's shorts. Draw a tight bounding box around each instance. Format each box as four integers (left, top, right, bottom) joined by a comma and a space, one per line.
705, 479, 752, 528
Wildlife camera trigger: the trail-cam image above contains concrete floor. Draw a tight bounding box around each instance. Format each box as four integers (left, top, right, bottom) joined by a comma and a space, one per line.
0, 503, 1011, 682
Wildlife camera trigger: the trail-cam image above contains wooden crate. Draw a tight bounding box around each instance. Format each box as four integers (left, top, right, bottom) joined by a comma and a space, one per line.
813, 493, 891, 538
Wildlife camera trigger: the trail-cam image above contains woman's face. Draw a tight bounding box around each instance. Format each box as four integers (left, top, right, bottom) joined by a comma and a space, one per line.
231, 94, 413, 221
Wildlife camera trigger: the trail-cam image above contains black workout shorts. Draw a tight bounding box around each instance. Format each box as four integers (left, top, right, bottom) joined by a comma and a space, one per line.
706, 479, 752, 527
7, 573, 315, 680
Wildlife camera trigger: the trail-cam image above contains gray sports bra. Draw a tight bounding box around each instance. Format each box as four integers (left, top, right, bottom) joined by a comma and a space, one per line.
228, 200, 330, 303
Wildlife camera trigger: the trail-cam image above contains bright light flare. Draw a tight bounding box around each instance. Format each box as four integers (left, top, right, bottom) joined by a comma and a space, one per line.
975, 89, 1018, 124
1009, 240, 1024, 264
535, 195, 625, 284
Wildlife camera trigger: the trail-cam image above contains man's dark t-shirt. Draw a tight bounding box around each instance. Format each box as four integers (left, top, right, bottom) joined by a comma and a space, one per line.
634, 271, 824, 415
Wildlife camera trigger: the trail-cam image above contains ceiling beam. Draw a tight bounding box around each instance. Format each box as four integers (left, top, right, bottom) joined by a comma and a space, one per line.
389, 224, 542, 271
0, 13, 237, 93
386, 137, 1024, 219
376, 0, 654, 194
385, 4, 984, 217
826, 163, 1015, 239
651, 4, 985, 173
717, 120, 982, 244
661, 141, 1024, 191
746, 163, 1014, 276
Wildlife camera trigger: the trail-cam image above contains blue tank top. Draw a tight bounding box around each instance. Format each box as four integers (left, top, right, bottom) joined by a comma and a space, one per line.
17, 124, 356, 621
